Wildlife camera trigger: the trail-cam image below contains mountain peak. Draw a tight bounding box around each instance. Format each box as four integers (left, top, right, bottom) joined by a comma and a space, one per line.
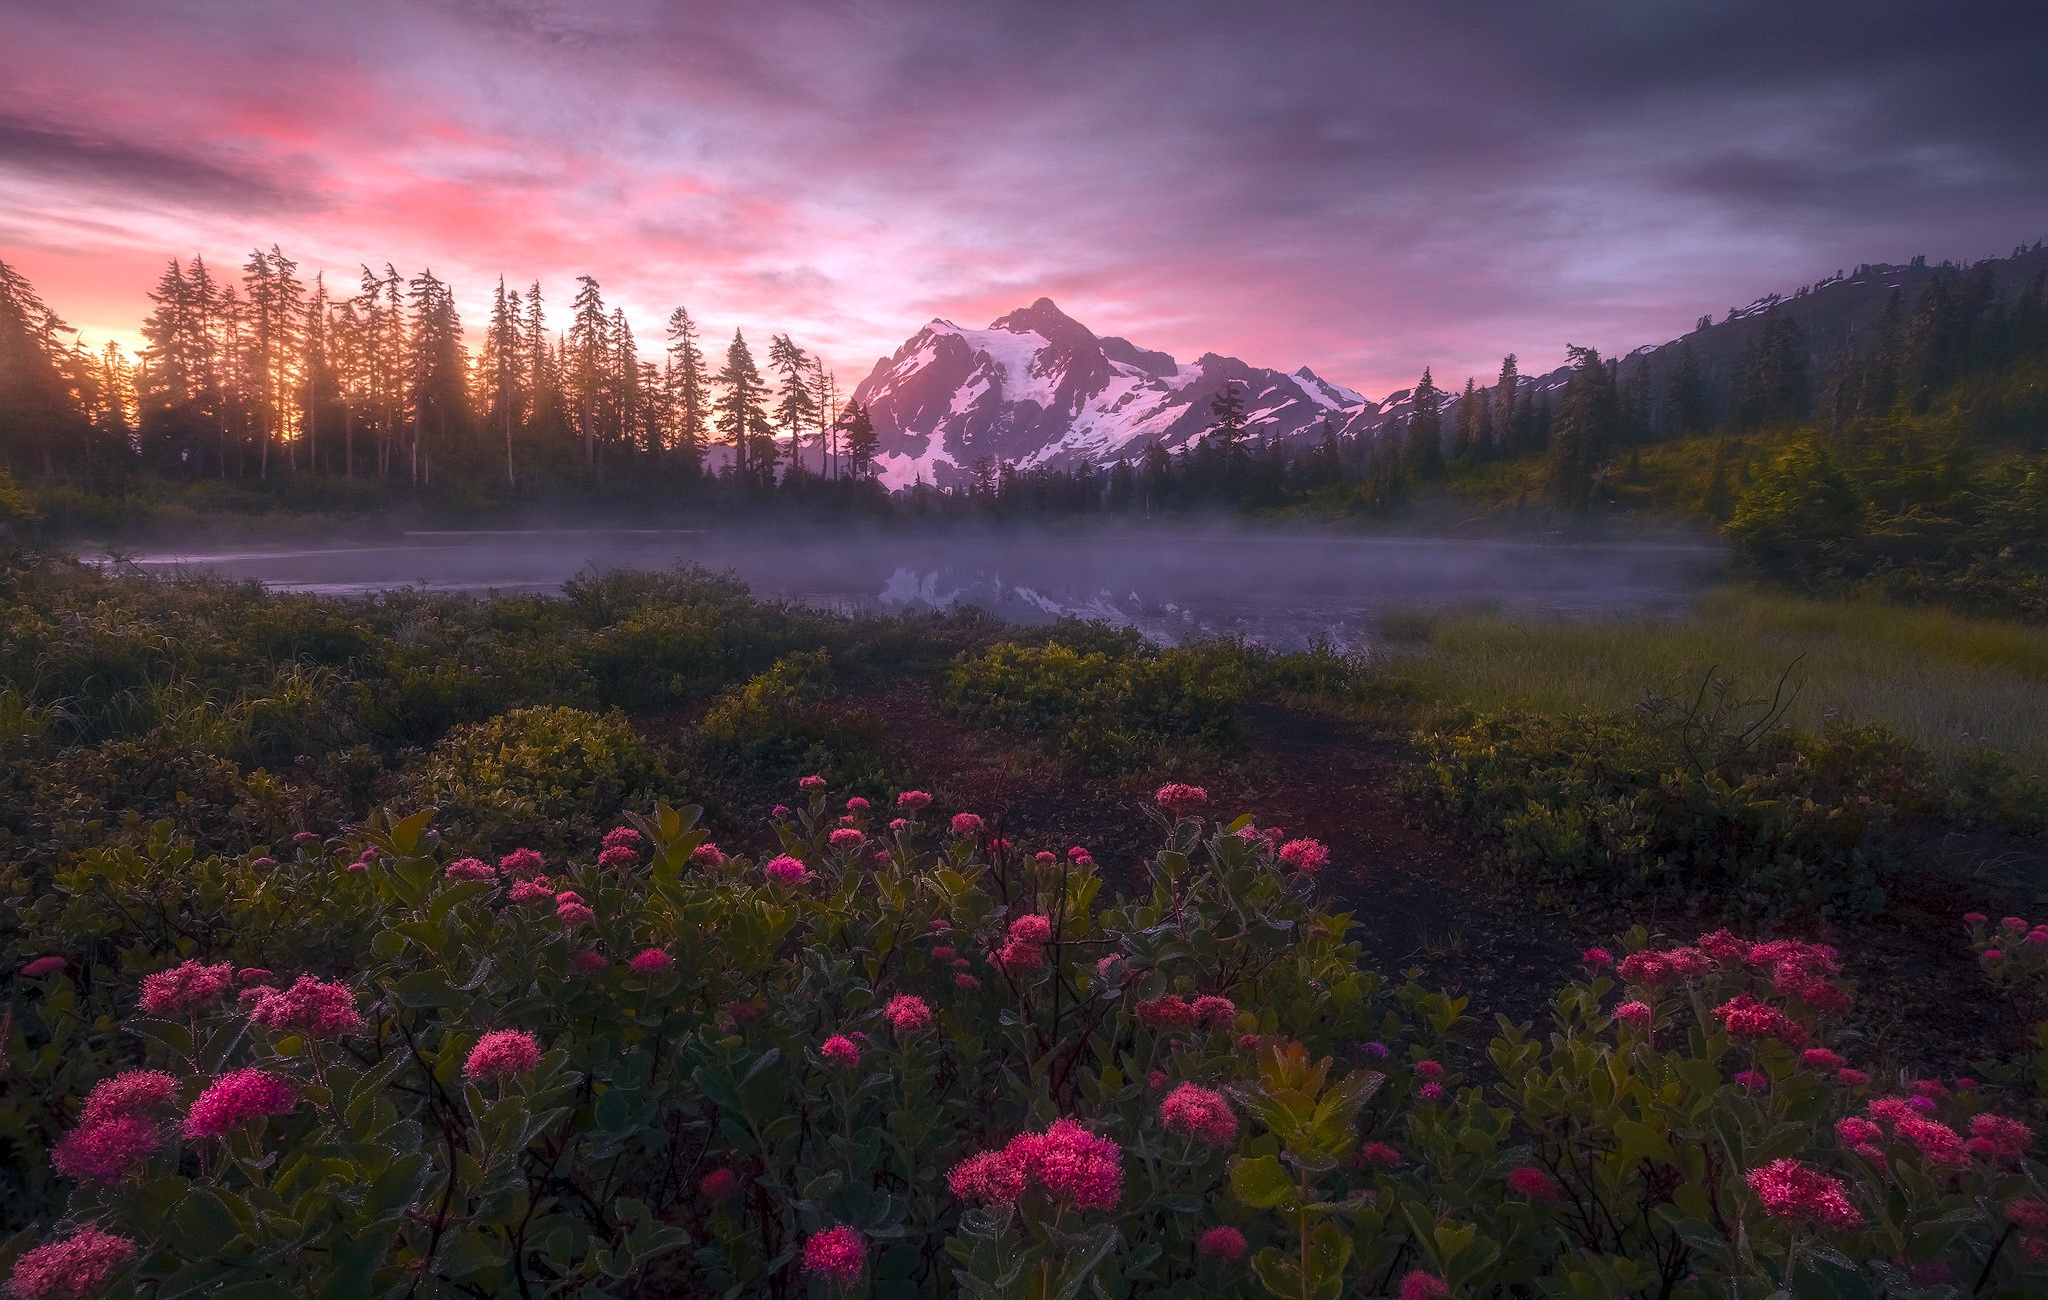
988, 297, 1095, 347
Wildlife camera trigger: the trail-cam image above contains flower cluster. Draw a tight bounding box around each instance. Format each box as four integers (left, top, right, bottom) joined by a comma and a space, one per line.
1159, 1083, 1238, 1146
1276, 837, 1330, 873
763, 854, 810, 884
138, 960, 234, 1017
802, 1225, 864, 1286
465, 1029, 541, 1084
948, 1118, 1124, 1211
246, 975, 365, 1040
1154, 783, 1208, 814
884, 994, 933, 1033
182, 1068, 297, 1141
6, 1226, 138, 1300
1746, 1158, 1863, 1229
993, 913, 1054, 972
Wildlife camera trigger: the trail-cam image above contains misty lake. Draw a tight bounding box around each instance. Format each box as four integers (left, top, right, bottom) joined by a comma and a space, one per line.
107, 528, 1723, 651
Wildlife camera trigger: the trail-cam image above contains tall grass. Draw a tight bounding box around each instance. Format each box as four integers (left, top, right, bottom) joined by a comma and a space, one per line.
1385, 586, 2048, 777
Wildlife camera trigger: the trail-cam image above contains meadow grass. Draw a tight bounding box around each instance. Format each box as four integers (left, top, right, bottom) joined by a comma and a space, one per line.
1384, 585, 2048, 777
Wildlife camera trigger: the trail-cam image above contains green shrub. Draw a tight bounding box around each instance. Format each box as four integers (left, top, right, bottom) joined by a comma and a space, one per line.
945, 639, 1255, 769
403, 704, 671, 851
693, 650, 901, 793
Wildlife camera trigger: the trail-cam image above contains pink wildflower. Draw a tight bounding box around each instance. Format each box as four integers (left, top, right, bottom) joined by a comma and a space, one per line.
465, 1029, 541, 1083
1417, 1082, 1446, 1102
885, 994, 934, 1033
948, 1149, 1027, 1207
22, 955, 66, 978
888, 818, 908, 833
1746, 1158, 1863, 1229
691, 843, 726, 867
445, 857, 493, 881
1507, 1164, 1562, 1202
236, 968, 270, 984
1361, 1040, 1390, 1059
1803, 1048, 1846, 1070
1970, 1113, 2033, 1161
181, 1068, 296, 1140
1360, 1142, 1402, 1167
1399, 1271, 1450, 1300
950, 813, 984, 836
1614, 1000, 1653, 1028
2007, 1197, 2048, 1231
1160, 1083, 1238, 1146
627, 949, 675, 977
1582, 947, 1613, 968
498, 847, 544, 877
138, 960, 233, 1017
80, 1071, 179, 1127
1897, 1116, 1969, 1167
1910, 1079, 1949, 1100
1617, 952, 1673, 986
1734, 1070, 1769, 1091
700, 1166, 740, 1199
932, 945, 957, 961
595, 846, 637, 870
1035, 850, 1056, 864
771, 804, 790, 818
800, 775, 827, 790
821, 1034, 861, 1069
1096, 954, 1125, 981
955, 973, 981, 990
1414, 1059, 1444, 1080
1713, 994, 1807, 1045
846, 796, 869, 812
897, 790, 932, 809
556, 901, 595, 927
509, 878, 554, 903
1136, 994, 1196, 1027
346, 860, 368, 873
1698, 929, 1751, 963
5, 1226, 137, 1300
52, 1115, 159, 1184
1276, 838, 1330, 873
1982, 949, 2004, 965
1006, 1118, 1123, 1210
602, 827, 641, 851
764, 855, 809, 884
1198, 1225, 1247, 1260
1836, 1117, 1885, 1159
1192, 995, 1236, 1028
2002, 916, 2028, 933
1007, 914, 1053, 946
1837, 1068, 1870, 1086
247, 975, 364, 1040
828, 828, 865, 850
1154, 783, 1208, 813
801, 1225, 863, 1286
568, 950, 607, 975
1148, 1069, 1168, 1089
1963, 912, 1989, 926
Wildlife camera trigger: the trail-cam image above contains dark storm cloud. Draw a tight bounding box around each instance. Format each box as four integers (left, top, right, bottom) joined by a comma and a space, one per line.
0, 115, 305, 212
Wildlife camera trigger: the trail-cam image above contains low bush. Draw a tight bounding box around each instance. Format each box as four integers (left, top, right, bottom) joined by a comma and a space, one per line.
693, 652, 902, 796
2, 788, 2042, 1298
944, 639, 1256, 770
402, 705, 673, 851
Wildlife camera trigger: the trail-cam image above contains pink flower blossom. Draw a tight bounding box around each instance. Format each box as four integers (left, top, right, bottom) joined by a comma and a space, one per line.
764, 855, 809, 884
509, 878, 554, 903
465, 1030, 541, 1083
138, 960, 233, 1017
556, 901, 595, 927
1713, 994, 1807, 1045
888, 818, 908, 833
1360, 1142, 1402, 1167
801, 1225, 863, 1286
896, 790, 932, 809
1507, 1164, 1562, 1202
955, 973, 981, 990
1981, 949, 2004, 965
2002, 916, 2028, 933
828, 828, 865, 850
1970, 1113, 2033, 1162
885, 994, 934, 1033
1192, 995, 1236, 1028
1096, 955, 1124, 980
247, 975, 364, 1040
1734, 1070, 1769, 1091
1617, 952, 1673, 986
1035, 850, 1056, 864
2007, 1197, 2048, 1231
1006, 1118, 1124, 1210
992, 940, 1045, 973
595, 846, 638, 870
1148, 1069, 1168, 1089
692, 843, 726, 867
499, 848, 544, 877
950, 813, 984, 836
569, 950, 608, 976
821, 1035, 861, 1069
932, 945, 957, 961
80, 1071, 180, 1127
1836, 1117, 1884, 1159
1898, 1116, 1969, 1167
1276, 838, 1329, 873
1746, 1158, 1863, 1229
445, 857, 493, 881
771, 804, 790, 818
237, 968, 271, 984
1361, 1040, 1389, 1059
1136, 994, 1196, 1027
628, 949, 675, 977
1837, 1068, 1870, 1086
1802, 1048, 1846, 1071
1198, 1225, 1247, 1260
799, 775, 827, 790
948, 1149, 1027, 1207
1963, 912, 1988, 926
21, 955, 66, 978
293, 831, 321, 845
1007, 914, 1053, 946
846, 797, 869, 812
346, 860, 368, 873
1160, 1083, 1238, 1146
1582, 948, 1613, 968
700, 1166, 740, 1199
601, 826, 640, 851
52, 1114, 159, 1184
1154, 783, 1208, 813
1417, 1082, 1446, 1102
1868, 1097, 1916, 1126
5, 1226, 137, 1300
1399, 1271, 1450, 1300
1614, 1000, 1653, 1028
181, 1068, 297, 1140
1414, 1059, 1444, 1080
1910, 1079, 1949, 1099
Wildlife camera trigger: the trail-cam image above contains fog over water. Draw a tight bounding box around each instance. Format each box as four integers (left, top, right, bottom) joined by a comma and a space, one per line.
109, 527, 1723, 651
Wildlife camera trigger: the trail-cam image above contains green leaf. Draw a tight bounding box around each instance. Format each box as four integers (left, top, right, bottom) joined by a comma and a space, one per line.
1229, 1154, 1296, 1209
172, 1188, 246, 1257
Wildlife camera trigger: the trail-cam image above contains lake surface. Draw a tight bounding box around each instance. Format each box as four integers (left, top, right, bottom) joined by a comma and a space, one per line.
108, 528, 1723, 651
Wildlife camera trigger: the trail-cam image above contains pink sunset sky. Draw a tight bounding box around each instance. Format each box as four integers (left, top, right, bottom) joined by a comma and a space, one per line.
2, 0, 2041, 399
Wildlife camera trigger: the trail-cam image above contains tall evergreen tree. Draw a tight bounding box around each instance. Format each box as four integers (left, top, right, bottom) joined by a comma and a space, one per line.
1549, 346, 1619, 513
406, 269, 466, 484
664, 306, 708, 474
1665, 340, 1707, 436
768, 334, 817, 474
1405, 368, 1444, 480
0, 258, 89, 478
839, 400, 877, 478
714, 330, 769, 484
567, 276, 611, 467
1491, 354, 1520, 453
482, 277, 524, 486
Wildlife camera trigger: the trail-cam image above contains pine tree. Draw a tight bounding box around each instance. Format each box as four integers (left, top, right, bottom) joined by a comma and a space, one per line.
482, 278, 523, 486
1206, 380, 1247, 448
568, 276, 611, 468
406, 268, 466, 484
1548, 346, 1618, 513
1492, 354, 1520, 454
839, 401, 876, 477
0, 258, 89, 478
714, 330, 768, 484
767, 334, 817, 474
240, 245, 304, 478
1452, 377, 1478, 462
664, 306, 707, 474
300, 273, 332, 474
1405, 368, 1444, 480
1665, 340, 1706, 436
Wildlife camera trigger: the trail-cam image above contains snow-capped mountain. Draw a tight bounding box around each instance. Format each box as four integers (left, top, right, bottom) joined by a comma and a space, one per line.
853, 298, 1382, 489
